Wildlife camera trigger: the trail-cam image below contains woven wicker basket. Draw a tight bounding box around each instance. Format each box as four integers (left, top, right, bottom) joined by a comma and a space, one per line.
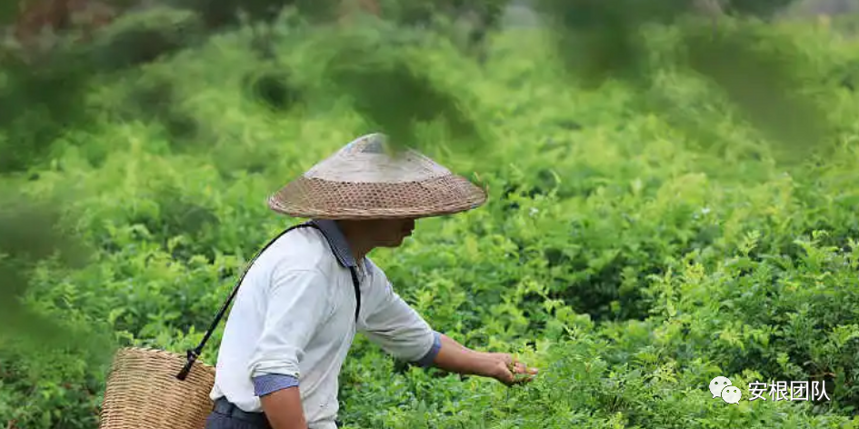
99, 347, 216, 429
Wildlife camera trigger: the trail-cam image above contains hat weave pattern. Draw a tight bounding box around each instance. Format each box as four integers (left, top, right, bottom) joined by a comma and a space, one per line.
268, 133, 486, 219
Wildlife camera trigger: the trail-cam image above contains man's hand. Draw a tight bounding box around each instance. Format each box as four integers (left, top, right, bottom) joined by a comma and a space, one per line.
484, 352, 538, 386
431, 334, 538, 386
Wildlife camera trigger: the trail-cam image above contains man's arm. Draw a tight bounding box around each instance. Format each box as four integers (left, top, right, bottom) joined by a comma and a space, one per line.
360, 279, 537, 385
430, 334, 538, 386
359, 279, 442, 364
260, 387, 308, 429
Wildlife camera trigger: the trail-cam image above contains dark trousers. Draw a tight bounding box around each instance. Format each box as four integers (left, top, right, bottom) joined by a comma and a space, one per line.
205, 397, 341, 429
205, 398, 272, 429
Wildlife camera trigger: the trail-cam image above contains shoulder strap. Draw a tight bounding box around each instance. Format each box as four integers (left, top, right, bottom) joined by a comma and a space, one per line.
175, 221, 361, 381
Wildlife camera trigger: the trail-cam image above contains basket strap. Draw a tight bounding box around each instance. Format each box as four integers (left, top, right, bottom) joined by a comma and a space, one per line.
176, 220, 362, 381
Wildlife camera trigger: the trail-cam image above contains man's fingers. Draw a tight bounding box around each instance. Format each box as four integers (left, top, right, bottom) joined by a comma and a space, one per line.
511, 361, 538, 375
511, 364, 538, 385
500, 369, 516, 385
494, 354, 539, 386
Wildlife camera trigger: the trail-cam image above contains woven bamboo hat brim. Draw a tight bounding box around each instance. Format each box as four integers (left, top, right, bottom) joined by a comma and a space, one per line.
268, 133, 487, 219
99, 347, 215, 429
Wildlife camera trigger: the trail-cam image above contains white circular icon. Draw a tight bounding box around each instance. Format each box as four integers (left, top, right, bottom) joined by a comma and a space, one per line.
721, 385, 742, 404
709, 376, 732, 398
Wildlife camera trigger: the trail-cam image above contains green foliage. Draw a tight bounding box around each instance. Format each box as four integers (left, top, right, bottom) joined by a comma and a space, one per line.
87, 6, 208, 71
532, 1, 835, 164
313, 19, 489, 155
3, 5, 859, 429
0, 46, 97, 173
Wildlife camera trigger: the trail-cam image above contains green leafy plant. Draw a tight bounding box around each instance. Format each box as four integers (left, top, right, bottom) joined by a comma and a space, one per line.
3, 4, 859, 428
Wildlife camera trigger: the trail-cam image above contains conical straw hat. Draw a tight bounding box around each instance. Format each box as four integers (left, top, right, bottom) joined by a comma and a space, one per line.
268, 133, 487, 219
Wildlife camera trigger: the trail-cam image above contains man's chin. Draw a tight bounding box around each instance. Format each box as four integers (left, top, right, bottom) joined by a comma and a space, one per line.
381, 236, 408, 248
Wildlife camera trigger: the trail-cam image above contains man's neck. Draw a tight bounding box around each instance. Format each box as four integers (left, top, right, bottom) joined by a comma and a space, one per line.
334, 220, 374, 263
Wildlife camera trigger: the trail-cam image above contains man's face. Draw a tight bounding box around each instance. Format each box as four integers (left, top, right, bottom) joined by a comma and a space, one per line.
369, 217, 416, 247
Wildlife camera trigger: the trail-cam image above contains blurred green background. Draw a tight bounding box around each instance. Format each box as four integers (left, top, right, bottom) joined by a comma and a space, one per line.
2, 0, 859, 427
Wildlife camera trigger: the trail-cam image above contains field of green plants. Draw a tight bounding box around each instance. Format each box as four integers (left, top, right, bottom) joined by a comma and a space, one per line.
3, 5, 859, 428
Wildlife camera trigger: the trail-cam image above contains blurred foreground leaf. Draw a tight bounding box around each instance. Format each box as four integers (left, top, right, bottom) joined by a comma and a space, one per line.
0, 190, 113, 365
681, 20, 832, 160
86, 5, 206, 71
315, 18, 488, 155
533, 0, 833, 163
0, 46, 97, 173
533, 0, 692, 87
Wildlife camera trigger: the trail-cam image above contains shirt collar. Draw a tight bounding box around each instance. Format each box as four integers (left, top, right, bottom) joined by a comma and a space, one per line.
310, 219, 371, 274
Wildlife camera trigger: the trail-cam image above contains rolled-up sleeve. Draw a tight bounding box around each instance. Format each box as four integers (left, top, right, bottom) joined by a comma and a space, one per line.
360, 280, 439, 365
247, 267, 331, 384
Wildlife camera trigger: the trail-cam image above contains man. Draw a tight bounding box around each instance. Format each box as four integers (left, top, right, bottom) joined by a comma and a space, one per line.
205, 133, 538, 429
